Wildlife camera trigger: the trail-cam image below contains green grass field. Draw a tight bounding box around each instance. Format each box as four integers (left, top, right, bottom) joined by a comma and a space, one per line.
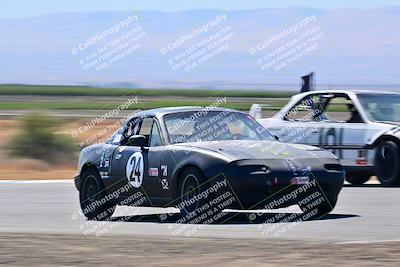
0, 101, 253, 111
0, 84, 297, 111
0, 85, 351, 112
0, 84, 295, 98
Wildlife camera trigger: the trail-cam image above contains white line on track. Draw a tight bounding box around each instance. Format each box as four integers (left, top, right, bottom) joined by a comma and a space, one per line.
336, 239, 400, 244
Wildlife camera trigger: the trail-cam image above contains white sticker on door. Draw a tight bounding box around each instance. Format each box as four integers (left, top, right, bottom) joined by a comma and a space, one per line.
126, 152, 144, 188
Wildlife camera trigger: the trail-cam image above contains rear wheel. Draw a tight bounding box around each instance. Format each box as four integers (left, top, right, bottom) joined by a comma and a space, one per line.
374, 140, 400, 186
79, 168, 115, 220
345, 175, 370, 185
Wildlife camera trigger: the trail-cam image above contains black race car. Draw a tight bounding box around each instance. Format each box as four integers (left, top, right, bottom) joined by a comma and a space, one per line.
75, 107, 344, 222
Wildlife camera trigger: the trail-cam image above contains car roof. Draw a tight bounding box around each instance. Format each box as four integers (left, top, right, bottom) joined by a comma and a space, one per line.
294, 89, 400, 99
126, 106, 240, 121
301, 89, 400, 95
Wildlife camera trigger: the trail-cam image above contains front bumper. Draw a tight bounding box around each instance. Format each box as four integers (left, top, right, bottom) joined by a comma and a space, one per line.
212, 158, 344, 209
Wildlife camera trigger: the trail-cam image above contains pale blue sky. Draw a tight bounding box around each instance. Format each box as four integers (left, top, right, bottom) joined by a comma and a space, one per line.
2, 0, 400, 19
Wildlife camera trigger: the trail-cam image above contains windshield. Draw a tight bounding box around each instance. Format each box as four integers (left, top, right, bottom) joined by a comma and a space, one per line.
358, 94, 400, 122
164, 110, 274, 144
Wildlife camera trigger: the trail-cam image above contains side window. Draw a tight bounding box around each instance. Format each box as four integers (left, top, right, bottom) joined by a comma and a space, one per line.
123, 116, 163, 146
284, 95, 323, 122
138, 117, 153, 146
138, 118, 152, 135
323, 96, 363, 123
149, 121, 162, 147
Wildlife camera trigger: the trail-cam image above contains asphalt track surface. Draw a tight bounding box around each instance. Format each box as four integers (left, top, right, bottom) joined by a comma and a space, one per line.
0, 180, 399, 244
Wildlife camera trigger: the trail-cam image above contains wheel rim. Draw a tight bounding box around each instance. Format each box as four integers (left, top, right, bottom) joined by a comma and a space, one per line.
379, 144, 396, 181
84, 176, 99, 204
181, 174, 199, 214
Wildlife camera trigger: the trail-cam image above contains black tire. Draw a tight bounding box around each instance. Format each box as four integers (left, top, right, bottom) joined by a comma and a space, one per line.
374, 140, 400, 186
79, 168, 116, 220
345, 175, 370, 185
177, 167, 209, 222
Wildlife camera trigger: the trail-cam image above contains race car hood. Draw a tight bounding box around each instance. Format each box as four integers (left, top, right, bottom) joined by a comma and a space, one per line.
366, 122, 400, 145
177, 140, 335, 161
382, 125, 400, 137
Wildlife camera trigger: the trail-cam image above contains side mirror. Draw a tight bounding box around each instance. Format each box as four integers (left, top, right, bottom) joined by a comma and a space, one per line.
127, 135, 147, 147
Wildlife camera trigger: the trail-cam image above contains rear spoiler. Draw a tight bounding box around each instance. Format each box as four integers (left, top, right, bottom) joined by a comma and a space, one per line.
301, 72, 314, 93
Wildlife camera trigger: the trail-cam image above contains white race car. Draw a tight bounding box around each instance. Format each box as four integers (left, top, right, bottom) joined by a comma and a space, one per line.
250, 90, 400, 186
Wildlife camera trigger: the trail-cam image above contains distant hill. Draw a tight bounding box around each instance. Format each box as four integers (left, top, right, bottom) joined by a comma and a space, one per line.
0, 7, 399, 90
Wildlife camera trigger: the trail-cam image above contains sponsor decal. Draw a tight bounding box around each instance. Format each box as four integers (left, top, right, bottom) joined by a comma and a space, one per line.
126, 152, 144, 188
290, 176, 310, 185
99, 146, 110, 168
161, 178, 169, 190
284, 159, 311, 176
161, 165, 168, 176
133, 123, 140, 135
148, 167, 159, 177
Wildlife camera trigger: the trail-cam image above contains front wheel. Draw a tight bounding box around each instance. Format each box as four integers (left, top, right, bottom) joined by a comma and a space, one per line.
79, 168, 115, 220
177, 168, 209, 221
374, 140, 400, 186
